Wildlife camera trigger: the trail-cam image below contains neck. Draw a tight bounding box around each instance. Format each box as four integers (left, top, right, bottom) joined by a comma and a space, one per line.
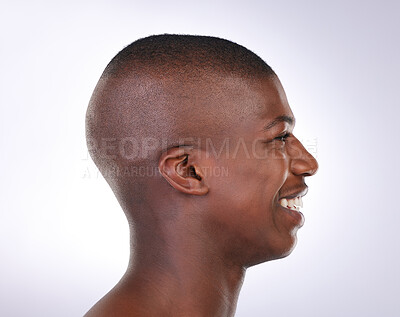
118, 215, 246, 317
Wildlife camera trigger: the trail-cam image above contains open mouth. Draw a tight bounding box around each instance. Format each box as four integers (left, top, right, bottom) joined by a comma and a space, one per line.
277, 195, 305, 226
278, 196, 303, 212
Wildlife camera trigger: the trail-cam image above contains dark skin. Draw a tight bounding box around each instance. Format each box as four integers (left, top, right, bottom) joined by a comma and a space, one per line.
84, 74, 318, 317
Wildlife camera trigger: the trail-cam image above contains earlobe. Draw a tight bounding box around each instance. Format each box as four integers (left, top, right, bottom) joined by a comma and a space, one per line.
158, 147, 209, 195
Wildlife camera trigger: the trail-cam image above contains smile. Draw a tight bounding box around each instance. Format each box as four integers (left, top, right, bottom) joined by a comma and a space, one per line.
279, 196, 303, 212
277, 195, 305, 227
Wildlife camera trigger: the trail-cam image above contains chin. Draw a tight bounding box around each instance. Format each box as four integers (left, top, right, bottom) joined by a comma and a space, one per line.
275, 241, 297, 259
246, 233, 298, 267
275, 232, 299, 259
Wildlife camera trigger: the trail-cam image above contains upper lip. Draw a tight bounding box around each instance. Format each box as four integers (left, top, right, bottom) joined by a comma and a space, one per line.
279, 186, 308, 200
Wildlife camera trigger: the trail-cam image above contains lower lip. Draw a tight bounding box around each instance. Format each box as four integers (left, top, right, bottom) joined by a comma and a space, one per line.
277, 204, 305, 227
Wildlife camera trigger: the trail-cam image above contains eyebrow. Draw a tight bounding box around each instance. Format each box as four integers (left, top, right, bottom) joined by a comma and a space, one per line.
262, 115, 295, 131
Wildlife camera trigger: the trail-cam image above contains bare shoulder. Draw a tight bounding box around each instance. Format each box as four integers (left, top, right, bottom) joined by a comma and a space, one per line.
83, 291, 149, 317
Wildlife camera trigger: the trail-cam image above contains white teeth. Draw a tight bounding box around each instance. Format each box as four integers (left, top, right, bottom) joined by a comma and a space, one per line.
279, 196, 303, 210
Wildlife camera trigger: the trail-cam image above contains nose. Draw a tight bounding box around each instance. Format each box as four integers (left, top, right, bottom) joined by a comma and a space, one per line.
288, 138, 319, 176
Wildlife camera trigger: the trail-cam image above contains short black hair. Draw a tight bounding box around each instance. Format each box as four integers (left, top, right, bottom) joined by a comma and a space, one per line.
87, 34, 278, 212
102, 34, 275, 80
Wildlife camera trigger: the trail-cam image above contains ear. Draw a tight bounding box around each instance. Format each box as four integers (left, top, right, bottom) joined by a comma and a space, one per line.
158, 147, 209, 195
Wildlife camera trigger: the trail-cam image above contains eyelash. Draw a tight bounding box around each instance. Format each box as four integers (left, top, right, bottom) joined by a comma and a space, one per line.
274, 132, 291, 143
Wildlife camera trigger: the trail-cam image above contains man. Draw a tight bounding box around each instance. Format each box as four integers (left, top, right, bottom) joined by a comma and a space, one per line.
84, 34, 318, 317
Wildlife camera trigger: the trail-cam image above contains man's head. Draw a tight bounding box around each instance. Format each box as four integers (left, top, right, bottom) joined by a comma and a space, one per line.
86, 34, 318, 268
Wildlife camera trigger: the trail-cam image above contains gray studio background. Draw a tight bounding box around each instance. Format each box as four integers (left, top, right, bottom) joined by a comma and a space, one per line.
1, 0, 399, 316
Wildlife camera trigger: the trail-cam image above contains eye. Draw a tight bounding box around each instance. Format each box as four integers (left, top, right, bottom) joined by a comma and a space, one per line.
274, 132, 291, 143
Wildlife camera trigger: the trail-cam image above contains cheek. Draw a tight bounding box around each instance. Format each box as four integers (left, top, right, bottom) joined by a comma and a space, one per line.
205, 156, 293, 264
266, 156, 289, 194
257, 147, 289, 197
208, 153, 289, 223
208, 143, 289, 204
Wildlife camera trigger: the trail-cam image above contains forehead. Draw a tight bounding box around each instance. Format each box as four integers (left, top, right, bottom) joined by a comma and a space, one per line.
250, 76, 294, 122
215, 75, 294, 136
196, 75, 295, 136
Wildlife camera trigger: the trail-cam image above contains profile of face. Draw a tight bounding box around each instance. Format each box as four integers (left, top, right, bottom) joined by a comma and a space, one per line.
85, 35, 319, 316
217, 76, 317, 266
159, 75, 318, 268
